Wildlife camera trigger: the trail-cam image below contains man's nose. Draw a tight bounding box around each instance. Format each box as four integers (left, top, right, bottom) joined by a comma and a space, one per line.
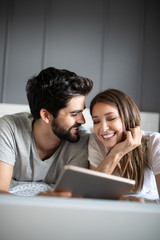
77, 112, 85, 124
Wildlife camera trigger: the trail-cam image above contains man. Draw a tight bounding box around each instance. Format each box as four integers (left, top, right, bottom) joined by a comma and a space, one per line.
0, 67, 93, 197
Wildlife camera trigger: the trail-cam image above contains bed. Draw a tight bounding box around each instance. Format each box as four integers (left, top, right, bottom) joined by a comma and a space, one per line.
0, 103, 159, 198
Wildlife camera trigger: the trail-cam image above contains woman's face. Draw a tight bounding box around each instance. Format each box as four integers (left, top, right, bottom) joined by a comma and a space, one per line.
91, 102, 124, 148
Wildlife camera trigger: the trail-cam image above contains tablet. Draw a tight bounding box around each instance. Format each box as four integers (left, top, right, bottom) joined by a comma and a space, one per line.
54, 165, 135, 200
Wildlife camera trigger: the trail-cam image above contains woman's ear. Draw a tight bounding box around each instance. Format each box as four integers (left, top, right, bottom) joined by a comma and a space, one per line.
40, 109, 51, 124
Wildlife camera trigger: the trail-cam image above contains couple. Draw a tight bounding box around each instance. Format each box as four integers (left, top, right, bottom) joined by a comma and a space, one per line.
0, 67, 160, 202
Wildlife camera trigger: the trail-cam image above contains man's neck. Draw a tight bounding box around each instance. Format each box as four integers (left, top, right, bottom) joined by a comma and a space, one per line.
33, 119, 61, 160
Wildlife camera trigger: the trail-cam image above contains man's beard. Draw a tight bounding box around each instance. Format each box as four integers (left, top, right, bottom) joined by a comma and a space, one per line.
51, 119, 81, 143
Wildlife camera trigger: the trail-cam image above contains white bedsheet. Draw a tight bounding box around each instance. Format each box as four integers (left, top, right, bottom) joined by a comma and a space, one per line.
9, 179, 52, 197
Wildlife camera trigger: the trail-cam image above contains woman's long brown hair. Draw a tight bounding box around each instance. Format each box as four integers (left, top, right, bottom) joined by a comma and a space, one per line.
90, 89, 148, 192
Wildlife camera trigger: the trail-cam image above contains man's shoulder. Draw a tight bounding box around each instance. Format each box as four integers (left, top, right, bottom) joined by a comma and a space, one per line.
0, 112, 33, 131
79, 125, 91, 137
78, 126, 91, 145
58, 126, 90, 167
0, 112, 31, 120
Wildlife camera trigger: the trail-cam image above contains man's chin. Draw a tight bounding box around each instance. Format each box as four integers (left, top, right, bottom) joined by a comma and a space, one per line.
68, 133, 80, 143
53, 129, 80, 143
69, 136, 80, 143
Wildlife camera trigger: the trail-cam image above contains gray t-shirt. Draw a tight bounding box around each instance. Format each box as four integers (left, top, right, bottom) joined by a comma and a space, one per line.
0, 112, 90, 184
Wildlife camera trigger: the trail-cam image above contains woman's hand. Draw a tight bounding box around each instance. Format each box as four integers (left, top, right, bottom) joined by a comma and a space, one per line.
111, 126, 143, 158
119, 195, 145, 203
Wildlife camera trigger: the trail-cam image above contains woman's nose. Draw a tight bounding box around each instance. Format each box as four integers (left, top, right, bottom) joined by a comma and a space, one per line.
101, 122, 109, 131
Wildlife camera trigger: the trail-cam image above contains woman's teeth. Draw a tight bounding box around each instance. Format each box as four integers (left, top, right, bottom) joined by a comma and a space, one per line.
103, 133, 114, 139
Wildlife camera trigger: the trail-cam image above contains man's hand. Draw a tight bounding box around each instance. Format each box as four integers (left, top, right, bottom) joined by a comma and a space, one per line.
0, 190, 11, 195
37, 189, 72, 198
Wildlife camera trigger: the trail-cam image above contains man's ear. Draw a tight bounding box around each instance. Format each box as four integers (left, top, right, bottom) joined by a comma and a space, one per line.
40, 109, 52, 124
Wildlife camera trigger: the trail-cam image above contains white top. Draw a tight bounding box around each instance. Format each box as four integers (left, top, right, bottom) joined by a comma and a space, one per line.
88, 131, 160, 200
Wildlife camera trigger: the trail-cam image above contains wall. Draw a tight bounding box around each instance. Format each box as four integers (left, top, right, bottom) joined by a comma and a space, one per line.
0, 0, 160, 111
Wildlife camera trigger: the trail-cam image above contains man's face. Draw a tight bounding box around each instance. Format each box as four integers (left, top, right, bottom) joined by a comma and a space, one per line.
51, 95, 86, 142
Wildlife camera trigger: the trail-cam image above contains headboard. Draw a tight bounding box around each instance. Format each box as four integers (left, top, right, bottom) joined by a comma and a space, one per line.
0, 104, 159, 132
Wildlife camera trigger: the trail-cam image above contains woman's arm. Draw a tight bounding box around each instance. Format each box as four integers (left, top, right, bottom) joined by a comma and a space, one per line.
155, 174, 160, 198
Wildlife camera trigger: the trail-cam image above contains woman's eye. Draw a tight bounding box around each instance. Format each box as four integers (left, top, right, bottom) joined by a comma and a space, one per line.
108, 117, 116, 121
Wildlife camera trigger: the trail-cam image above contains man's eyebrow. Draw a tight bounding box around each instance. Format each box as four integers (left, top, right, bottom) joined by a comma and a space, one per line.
70, 106, 86, 114
70, 110, 82, 114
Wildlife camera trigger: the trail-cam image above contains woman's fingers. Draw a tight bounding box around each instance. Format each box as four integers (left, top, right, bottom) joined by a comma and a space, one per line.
119, 195, 145, 203
130, 126, 142, 141
124, 126, 142, 149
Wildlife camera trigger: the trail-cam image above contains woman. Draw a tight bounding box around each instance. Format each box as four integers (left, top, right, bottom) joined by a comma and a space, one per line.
88, 89, 160, 201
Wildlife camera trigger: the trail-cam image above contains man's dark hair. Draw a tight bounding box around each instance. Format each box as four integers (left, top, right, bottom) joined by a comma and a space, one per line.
26, 67, 93, 120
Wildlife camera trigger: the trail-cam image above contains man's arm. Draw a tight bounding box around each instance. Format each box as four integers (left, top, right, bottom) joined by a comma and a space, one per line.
0, 161, 73, 197
0, 161, 13, 193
